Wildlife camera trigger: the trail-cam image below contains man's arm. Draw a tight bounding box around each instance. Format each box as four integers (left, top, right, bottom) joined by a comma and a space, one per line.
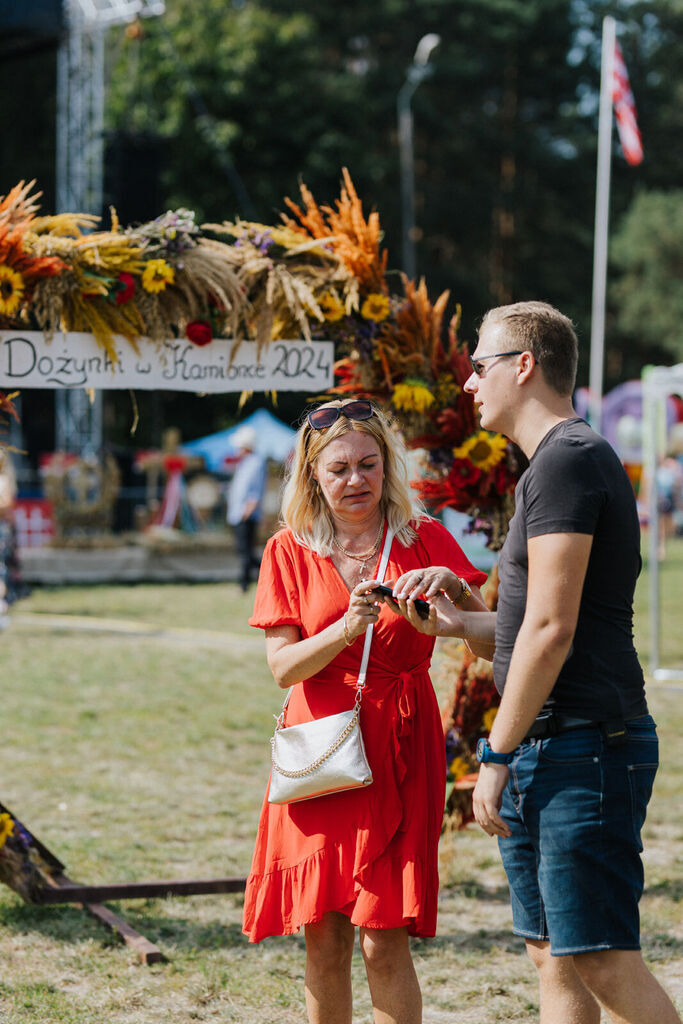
473, 530, 593, 837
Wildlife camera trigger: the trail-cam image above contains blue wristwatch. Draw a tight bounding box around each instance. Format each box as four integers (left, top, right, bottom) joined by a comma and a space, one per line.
476, 737, 514, 765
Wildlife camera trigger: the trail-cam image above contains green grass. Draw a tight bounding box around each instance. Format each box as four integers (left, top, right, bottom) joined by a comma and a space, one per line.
634, 534, 683, 672
0, 556, 680, 1023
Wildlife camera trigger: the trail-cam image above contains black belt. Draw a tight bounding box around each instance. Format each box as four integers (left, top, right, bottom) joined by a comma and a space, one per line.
524, 714, 597, 740
524, 712, 648, 744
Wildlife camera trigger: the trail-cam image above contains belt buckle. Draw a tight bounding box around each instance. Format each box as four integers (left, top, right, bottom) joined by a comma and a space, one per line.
601, 718, 627, 746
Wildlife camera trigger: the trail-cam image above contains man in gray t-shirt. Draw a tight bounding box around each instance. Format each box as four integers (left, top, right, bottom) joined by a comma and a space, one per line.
392, 302, 678, 1024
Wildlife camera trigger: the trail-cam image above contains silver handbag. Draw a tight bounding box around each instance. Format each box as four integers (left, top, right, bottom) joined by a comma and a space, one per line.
267, 528, 394, 805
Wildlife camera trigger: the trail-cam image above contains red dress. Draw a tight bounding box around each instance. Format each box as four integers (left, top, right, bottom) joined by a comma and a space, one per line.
243, 518, 487, 943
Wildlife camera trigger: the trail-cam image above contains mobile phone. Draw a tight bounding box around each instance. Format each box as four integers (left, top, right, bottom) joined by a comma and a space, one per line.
371, 583, 431, 620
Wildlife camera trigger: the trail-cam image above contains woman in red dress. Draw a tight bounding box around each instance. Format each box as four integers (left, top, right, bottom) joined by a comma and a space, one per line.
243, 399, 490, 1024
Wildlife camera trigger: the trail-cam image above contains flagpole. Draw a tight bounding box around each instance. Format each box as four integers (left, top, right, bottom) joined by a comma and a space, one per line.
588, 15, 616, 434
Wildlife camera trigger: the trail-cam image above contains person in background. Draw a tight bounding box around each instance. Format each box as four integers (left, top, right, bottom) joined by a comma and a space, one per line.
0, 451, 19, 629
393, 302, 680, 1024
654, 452, 683, 559
226, 425, 267, 592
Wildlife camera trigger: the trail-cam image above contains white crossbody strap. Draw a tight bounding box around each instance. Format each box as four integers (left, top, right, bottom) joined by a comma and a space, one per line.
277, 525, 395, 720
356, 525, 394, 690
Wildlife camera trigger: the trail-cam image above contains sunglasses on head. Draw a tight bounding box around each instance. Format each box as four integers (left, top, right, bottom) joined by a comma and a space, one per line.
307, 400, 376, 430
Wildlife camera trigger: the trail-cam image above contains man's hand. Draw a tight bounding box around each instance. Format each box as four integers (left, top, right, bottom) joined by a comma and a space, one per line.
473, 763, 512, 838
393, 591, 466, 636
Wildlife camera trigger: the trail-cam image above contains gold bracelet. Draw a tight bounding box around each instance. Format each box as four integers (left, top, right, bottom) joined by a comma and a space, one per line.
453, 576, 472, 605
343, 614, 354, 646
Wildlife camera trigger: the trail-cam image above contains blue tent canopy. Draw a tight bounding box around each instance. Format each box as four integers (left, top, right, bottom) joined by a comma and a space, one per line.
182, 409, 296, 473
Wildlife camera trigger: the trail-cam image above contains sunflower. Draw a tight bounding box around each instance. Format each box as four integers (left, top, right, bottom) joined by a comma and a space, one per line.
318, 290, 345, 322
0, 265, 25, 316
360, 292, 390, 323
453, 431, 508, 472
434, 372, 461, 407
481, 706, 499, 733
0, 812, 14, 850
449, 756, 474, 780
391, 379, 435, 414
141, 258, 174, 293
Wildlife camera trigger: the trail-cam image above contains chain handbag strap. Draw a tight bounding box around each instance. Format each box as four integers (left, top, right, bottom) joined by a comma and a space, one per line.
271, 706, 363, 778
277, 526, 395, 728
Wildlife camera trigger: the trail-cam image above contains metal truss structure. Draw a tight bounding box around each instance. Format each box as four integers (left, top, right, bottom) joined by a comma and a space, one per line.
55, 0, 164, 455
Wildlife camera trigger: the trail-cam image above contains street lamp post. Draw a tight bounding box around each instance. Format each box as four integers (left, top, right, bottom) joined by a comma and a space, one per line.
397, 33, 441, 280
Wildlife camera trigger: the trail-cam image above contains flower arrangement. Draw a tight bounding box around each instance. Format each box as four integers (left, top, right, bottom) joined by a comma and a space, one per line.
0, 179, 368, 364
441, 642, 502, 829
0, 802, 63, 904
0, 390, 19, 439
271, 172, 523, 547
436, 565, 503, 829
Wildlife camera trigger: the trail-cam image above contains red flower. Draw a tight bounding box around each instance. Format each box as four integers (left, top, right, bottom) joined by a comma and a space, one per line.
450, 459, 483, 488
163, 454, 188, 473
185, 320, 212, 346
115, 272, 135, 305
0, 391, 19, 423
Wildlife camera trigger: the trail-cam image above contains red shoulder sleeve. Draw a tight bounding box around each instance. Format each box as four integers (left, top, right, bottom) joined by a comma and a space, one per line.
249, 531, 303, 630
417, 518, 488, 589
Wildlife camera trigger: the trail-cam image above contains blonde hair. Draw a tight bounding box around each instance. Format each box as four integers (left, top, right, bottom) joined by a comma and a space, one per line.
281, 400, 426, 555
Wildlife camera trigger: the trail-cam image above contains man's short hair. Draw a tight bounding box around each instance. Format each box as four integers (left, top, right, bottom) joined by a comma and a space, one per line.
480, 301, 579, 396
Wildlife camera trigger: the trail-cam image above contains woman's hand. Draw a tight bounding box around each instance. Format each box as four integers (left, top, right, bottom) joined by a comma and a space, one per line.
392, 567, 459, 602
345, 581, 383, 641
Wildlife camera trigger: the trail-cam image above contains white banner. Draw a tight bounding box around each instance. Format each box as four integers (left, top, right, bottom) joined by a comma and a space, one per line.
0, 332, 334, 393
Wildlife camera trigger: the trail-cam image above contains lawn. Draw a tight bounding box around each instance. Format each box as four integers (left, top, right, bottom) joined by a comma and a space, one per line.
0, 541, 680, 1023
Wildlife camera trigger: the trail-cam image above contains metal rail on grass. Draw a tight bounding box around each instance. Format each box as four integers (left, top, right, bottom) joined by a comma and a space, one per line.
35, 876, 247, 905
0, 801, 247, 965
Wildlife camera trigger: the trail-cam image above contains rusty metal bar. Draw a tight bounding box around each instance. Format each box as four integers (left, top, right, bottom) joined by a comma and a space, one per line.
35, 876, 247, 905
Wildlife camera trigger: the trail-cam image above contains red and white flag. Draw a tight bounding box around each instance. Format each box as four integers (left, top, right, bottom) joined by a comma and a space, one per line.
612, 41, 643, 165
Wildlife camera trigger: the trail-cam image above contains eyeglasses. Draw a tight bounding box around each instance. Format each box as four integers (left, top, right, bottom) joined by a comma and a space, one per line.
468, 350, 525, 377
307, 400, 376, 430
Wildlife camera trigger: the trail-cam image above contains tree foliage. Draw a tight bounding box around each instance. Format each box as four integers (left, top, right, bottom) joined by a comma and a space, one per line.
610, 190, 683, 364
104, 0, 682, 393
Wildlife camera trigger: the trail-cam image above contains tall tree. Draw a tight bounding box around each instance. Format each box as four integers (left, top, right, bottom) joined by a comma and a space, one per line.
610, 189, 683, 368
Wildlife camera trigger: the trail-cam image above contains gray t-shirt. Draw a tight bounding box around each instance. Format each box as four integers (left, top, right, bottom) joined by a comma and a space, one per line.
494, 418, 646, 721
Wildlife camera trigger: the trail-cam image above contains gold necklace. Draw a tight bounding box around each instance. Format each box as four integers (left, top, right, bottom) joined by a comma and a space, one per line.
333, 518, 384, 563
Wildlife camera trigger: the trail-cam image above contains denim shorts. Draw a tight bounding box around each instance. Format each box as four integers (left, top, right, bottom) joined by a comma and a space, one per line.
497, 715, 658, 956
